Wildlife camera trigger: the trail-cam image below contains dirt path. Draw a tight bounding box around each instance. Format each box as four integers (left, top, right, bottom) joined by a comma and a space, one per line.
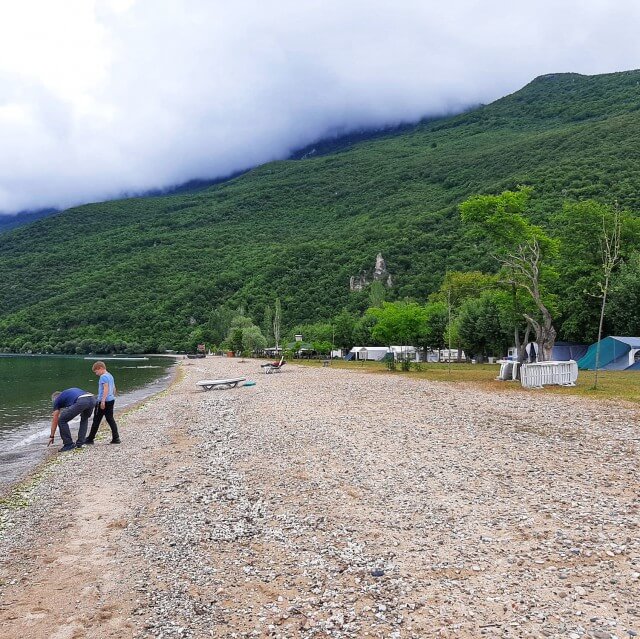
0, 385, 181, 638
1, 359, 639, 639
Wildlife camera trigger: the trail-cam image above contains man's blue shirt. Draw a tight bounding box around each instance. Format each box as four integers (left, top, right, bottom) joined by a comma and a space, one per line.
53, 388, 88, 410
98, 372, 116, 402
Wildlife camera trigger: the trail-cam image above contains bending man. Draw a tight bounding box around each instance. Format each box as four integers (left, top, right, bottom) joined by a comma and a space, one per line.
49, 388, 95, 452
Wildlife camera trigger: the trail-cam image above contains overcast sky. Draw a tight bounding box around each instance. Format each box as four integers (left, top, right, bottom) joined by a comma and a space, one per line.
1, 0, 639, 215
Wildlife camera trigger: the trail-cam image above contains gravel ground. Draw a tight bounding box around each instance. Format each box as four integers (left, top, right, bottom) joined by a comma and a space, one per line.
0, 358, 639, 639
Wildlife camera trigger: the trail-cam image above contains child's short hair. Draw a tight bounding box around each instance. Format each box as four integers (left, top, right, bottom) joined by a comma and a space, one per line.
51, 391, 61, 401
92, 361, 106, 372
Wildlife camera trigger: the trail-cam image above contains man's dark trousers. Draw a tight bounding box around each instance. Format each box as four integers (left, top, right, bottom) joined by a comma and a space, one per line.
87, 400, 120, 442
58, 395, 95, 446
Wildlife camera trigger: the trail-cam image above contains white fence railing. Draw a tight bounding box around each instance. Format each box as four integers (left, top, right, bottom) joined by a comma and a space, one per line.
496, 360, 520, 381
520, 360, 578, 389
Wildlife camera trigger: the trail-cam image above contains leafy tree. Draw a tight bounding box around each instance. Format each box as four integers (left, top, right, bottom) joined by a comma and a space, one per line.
229, 314, 254, 329
333, 309, 356, 350
207, 307, 236, 346
288, 321, 332, 344
456, 291, 511, 360
262, 305, 273, 344
227, 327, 244, 353
273, 298, 282, 351
368, 280, 386, 308
608, 252, 640, 335
422, 301, 448, 352
592, 205, 622, 387
242, 325, 267, 354
312, 340, 332, 356
188, 327, 207, 352
126, 342, 144, 354
553, 201, 608, 342
223, 312, 266, 354
461, 187, 558, 360
432, 271, 498, 308
352, 313, 378, 346
553, 200, 639, 343
432, 271, 499, 361
366, 301, 428, 347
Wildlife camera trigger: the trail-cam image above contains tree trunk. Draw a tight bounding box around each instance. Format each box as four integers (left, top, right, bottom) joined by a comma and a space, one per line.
515, 324, 532, 380
512, 284, 521, 361
524, 302, 556, 362
517, 324, 531, 363
273, 299, 282, 351
504, 240, 557, 362
593, 276, 609, 389
539, 306, 557, 361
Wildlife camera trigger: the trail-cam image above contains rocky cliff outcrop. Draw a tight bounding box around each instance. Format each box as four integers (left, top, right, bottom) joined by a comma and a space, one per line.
349, 253, 393, 291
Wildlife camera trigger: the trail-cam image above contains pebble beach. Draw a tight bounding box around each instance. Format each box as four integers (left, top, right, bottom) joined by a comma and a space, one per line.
0, 358, 639, 639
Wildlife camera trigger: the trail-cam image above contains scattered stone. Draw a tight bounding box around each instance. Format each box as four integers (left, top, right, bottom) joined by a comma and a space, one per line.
1, 358, 639, 638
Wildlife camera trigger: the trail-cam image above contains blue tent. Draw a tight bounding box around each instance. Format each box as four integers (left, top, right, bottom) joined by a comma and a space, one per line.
552, 341, 589, 362
577, 336, 640, 371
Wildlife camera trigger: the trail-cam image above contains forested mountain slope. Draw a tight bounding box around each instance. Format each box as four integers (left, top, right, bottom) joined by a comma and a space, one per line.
1, 70, 640, 351
0, 208, 58, 233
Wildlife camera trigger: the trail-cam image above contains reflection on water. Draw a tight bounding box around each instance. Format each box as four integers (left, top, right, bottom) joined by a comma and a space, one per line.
0, 354, 175, 490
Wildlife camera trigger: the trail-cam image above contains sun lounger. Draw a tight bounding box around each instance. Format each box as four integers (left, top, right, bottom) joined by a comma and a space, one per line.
261, 356, 285, 374
196, 377, 246, 390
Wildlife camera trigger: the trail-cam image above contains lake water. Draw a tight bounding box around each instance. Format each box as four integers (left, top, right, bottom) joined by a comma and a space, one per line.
0, 354, 176, 491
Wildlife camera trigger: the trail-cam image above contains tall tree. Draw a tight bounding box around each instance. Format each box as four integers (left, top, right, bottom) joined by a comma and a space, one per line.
554, 200, 639, 342
460, 187, 558, 360
554, 200, 615, 342
224, 313, 255, 353
352, 313, 377, 346
422, 301, 448, 353
273, 298, 282, 351
433, 271, 498, 308
333, 309, 356, 350
366, 301, 428, 348
456, 291, 512, 360
207, 306, 236, 345
433, 270, 498, 361
262, 305, 273, 344
242, 325, 268, 354
593, 205, 622, 389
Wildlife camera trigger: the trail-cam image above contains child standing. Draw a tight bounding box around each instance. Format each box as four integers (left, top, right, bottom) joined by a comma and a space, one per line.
85, 361, 121, 444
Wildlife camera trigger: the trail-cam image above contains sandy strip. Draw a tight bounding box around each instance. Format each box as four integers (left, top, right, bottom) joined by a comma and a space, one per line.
0, 358, 639, 639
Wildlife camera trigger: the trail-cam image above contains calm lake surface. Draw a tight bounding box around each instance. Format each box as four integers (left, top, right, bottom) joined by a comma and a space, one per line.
0, 354, 175, 490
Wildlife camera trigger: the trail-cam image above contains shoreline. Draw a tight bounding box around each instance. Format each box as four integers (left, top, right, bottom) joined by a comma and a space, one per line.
0, 358, 180, 500
1, 357, 638, 638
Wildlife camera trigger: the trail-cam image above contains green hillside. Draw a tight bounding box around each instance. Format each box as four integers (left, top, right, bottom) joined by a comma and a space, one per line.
2, 70, 640, 352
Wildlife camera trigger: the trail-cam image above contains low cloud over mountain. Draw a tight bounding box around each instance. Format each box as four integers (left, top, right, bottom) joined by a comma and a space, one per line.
1, 0, 639, 214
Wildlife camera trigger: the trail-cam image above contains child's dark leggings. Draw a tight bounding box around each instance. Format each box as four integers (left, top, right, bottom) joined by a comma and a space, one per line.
87, 400, 120, 442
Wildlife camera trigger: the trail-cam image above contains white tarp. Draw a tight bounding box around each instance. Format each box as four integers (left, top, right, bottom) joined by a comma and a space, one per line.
350, 346, 390, 361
